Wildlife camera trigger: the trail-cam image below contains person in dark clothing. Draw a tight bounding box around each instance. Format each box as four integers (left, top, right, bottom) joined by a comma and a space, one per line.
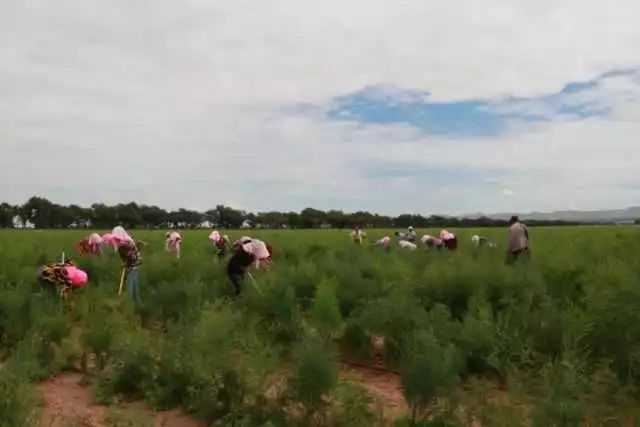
226, 237, 273, 294
227, 244, 256, 295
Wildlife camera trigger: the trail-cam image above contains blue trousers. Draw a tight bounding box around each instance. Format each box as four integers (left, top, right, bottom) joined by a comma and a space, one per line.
126, 269, 142, 305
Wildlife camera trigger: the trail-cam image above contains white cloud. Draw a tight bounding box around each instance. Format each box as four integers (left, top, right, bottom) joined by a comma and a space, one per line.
1, 0, 640, 214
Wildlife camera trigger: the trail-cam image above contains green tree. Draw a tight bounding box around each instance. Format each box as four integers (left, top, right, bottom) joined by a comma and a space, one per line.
0, 203, 17, 228
139, 205, 169, 228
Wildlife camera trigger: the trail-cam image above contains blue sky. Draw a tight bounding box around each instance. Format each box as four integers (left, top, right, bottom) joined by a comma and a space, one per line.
1, 1, 640, 215
326, 71, 635, 137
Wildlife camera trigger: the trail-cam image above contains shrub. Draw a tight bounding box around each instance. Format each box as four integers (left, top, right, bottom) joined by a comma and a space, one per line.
0, 369, 41, 427
290, 341, 338, 424
400, 331, 462, 424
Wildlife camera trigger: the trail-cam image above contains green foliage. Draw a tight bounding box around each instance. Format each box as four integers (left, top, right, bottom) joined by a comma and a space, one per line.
2, 226, 640, 426
329, 381, 380, 427
400, 331, 462, 423
97, 331, 156, 401
290, 341, 338, 421
310, 280, 344, 340
0, 369, 41, 427
105, 408, 154, 427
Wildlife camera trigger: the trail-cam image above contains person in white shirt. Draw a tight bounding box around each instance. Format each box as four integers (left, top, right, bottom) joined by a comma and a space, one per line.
350, 226, 366, 244
397, 239, 417, 250
405, 226, 418, 242
471, 235, 496, 248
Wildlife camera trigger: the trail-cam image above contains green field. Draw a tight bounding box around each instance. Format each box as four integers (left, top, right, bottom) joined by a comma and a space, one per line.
1, 226, 640, 426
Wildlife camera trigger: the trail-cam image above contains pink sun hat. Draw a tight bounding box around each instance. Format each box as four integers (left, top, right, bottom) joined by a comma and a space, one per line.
88, 233, 103, 245
440, 230, 455, 240
243, 240, 270, 260
379, 236, 391, 246
65, 266, 88, 288
112, 226, 133, 243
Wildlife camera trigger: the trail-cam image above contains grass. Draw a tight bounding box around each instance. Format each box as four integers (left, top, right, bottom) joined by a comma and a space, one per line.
1, 226, 640, 426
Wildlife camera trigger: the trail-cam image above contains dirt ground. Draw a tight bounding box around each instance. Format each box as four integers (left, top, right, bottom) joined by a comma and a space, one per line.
340, 362, 408, 420
38, 366, 407, 426
37, 372, 204, 427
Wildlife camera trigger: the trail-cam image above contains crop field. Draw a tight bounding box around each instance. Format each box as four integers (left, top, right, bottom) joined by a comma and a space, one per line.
1, 226, 640, 426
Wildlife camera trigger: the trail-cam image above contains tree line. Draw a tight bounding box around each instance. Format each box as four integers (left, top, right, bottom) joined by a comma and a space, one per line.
0, 196, 587, 229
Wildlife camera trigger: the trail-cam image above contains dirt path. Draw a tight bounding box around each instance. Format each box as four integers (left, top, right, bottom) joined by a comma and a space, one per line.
38, 372, 104, 427
340, 362, 408, 421
38, 372, 204, 427
39, 367, 406, 426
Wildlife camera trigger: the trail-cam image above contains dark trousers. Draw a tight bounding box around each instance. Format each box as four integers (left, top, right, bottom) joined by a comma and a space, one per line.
506, 248, 530, 264
227, 265, 246, 295
444, 237, 458, 251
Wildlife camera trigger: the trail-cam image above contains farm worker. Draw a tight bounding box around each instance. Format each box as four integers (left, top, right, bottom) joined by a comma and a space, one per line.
506, 216, 530, 263
472, 235, 496, 248
350, 226, 366, 244
440, 229, 458, 251
76, 233, 104, 256
421, 234, 444, 249
209, 230, 231, 259
397, 239, 418, 250
394, 231, 408, 241
209, 230, 221, 245
101, 233, 119, 251
231, 236, 272, 267
112, 226, 134, 242
375, 236, 391, 250
37, 260, 88, 299
232, 236, 252, 251
113, 232, 143, 305
240, 238, 272, 268
406, 226, 418, 242
226, 239, 268, 295
165, 230, 182, 258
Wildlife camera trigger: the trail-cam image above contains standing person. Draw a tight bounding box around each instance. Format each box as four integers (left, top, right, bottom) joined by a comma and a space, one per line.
114, 231, 143, 306
506, 216, 530, 264
440, 229, 458, 251
165, 230, 183, 259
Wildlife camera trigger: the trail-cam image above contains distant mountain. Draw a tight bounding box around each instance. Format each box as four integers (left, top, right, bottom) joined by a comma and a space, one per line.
466, 207, 640, 223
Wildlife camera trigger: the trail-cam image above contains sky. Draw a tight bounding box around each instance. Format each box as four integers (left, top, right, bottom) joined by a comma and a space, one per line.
1, 0, 640, 215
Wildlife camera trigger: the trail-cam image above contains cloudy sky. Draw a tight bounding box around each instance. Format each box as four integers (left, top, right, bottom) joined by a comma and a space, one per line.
1, 0, 639, 215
